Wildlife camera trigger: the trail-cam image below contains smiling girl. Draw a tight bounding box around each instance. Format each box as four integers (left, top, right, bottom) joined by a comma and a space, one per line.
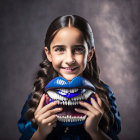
18, 15, 121, 140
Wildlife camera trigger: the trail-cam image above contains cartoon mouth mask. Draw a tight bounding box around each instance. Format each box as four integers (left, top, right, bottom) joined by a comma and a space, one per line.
45, 76, 96, 126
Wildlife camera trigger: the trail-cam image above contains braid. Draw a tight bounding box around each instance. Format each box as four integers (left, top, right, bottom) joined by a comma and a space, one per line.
26, 51, 58, 128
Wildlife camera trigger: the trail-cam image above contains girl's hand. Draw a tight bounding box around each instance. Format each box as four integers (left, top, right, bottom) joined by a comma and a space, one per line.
75, 93, 104, 136
34, 94, 63, 139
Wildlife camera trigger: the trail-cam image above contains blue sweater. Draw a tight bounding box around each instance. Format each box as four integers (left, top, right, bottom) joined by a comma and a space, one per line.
18, 84, 121, 140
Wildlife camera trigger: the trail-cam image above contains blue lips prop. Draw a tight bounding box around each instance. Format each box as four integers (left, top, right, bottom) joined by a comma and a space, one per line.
45, 76, 96, 126
45, 76, 95, 91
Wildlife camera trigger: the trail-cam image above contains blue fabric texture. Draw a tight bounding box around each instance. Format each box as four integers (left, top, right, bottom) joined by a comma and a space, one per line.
18, 84, 121, 140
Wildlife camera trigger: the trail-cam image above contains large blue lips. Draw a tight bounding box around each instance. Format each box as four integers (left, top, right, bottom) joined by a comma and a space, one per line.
45, 76, 96, 97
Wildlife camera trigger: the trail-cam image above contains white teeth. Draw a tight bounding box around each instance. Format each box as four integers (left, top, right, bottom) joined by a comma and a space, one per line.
84, 90, 94, 100
68, 100, 71, 105
61, 89, 69, 93
69, 89, 73, 93
70, 89, 78, 93
65, 68, 74, 70
47, 90, 67, 100
47, 89, 95, 104
56, 115, 87, 122
58, 100, 79, 106
58, 88, 79, 93
65, 101, 68, 105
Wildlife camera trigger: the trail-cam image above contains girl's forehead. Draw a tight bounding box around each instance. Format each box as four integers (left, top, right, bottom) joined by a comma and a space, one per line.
50, 27, 85, 46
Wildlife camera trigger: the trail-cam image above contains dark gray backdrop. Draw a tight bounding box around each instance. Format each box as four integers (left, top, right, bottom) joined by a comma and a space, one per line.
0, 0, 140, 139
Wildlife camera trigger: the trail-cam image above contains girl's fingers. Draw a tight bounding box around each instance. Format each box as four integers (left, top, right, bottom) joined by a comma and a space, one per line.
51, 122, 57, 128
48, 115, 58, 127
42, 114, 57, 124
36, 94, 46, 112
95, 94, 103, 108
79, 101, 97, 113
50, 116, 58, 124
48, 121, 57, 128
37, 107, 63, 121
75, 108, 93, 116
90, 97, 103, 113
37, 100, 59, 116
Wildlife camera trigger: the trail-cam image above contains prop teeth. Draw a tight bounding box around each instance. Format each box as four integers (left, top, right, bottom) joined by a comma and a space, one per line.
56, 115, 87, 122
47, 90, 67, 101
57, 88, 79, 93
58, 100, 79, 106
84, 90, 94, 100
69, 89, 78, 93
47, 89, 95, 103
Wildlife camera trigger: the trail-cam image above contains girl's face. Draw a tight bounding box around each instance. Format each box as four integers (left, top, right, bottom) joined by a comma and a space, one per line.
44, 27, 94, 82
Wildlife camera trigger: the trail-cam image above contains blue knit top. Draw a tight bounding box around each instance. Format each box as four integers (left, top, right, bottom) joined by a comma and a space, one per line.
18, 83, 121, 140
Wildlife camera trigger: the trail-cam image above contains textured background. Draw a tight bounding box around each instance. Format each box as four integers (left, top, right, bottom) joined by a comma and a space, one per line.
0, 0, 140, 139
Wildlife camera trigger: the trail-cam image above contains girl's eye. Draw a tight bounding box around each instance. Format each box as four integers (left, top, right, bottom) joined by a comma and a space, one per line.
73, 47, 85, 54
55, 47, 65, 52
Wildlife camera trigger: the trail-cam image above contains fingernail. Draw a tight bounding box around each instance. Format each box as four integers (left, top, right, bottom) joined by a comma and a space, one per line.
79, 101, 84, 103
55, 100, 58, 103
48, 123, 51, 126
58, 108, 63, 110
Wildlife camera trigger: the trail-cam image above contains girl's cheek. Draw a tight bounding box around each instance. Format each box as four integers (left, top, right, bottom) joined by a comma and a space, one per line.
53, 55, 64, 61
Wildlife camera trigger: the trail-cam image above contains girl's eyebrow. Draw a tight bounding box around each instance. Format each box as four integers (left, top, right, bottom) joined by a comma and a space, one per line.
52, 44, 85, 49
72, 44, 85, 47
52, 45, 65, 49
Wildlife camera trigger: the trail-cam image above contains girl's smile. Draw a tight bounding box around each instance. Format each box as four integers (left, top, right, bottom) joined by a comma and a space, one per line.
61, 66, 79, 72
44, 27, 94, 82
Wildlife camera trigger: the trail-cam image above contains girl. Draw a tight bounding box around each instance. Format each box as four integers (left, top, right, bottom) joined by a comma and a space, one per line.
18, 15, 121, 140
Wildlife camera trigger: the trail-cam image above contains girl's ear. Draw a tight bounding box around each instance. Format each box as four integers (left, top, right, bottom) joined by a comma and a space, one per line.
88, 48, 95, 62
44, 47, 52, 62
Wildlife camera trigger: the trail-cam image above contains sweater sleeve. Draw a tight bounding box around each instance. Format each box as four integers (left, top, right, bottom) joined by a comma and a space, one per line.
102, 84, 121, 140
17, 94, 37, 140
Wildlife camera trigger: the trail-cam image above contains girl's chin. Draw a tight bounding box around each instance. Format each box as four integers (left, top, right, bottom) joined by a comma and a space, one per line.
59, 74, 81, 82
58, 72, 83, 82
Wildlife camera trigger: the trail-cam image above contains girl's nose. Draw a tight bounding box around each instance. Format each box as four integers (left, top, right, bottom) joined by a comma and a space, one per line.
65, 50, 75, 65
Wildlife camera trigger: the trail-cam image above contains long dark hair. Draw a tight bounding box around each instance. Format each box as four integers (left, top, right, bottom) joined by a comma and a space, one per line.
26, 15, 114, 133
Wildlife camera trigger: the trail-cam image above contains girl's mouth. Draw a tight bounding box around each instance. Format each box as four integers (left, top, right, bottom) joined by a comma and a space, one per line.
62, 67, 79, 72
